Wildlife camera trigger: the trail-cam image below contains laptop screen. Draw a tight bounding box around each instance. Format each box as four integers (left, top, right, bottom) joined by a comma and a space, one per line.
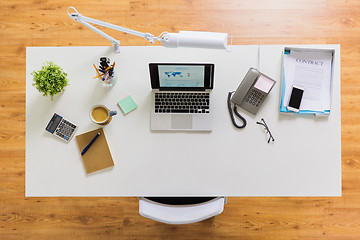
158, 65, 205, 88
149, 63, 214, 91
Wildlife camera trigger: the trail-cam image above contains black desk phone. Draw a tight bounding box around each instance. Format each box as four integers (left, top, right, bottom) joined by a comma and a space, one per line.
231, 68, 276, 115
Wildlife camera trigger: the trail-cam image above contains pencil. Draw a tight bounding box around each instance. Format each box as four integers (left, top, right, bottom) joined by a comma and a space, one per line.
93, 73, 105, 79
93, 64, 102, 80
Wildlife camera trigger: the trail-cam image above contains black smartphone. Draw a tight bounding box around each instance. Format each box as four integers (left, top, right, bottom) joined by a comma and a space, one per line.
287, 85, 304, 112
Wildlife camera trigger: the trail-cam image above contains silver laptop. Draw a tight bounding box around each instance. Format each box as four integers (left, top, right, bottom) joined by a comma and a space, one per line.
149, 63, 215, 131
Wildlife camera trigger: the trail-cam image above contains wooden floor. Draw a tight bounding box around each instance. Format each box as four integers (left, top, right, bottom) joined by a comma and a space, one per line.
1, 0, 359, 239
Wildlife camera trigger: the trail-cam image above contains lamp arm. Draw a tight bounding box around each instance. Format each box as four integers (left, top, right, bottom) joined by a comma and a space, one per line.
67, 7, 230, 52
77, 19, 120, 46
78, 15, 155, 42
67, 7, 156, 53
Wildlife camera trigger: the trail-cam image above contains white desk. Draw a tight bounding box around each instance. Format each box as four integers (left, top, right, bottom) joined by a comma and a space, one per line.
26, 45, 341, 197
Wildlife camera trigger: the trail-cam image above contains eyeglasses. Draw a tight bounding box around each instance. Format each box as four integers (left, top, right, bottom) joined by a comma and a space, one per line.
256, 118, 275, 143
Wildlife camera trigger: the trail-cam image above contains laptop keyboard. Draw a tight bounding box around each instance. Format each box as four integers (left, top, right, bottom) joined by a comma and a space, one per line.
155, 92, 210, 114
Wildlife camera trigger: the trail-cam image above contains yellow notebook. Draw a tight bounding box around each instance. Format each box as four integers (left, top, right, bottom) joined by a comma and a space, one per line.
75, 128, 114, 174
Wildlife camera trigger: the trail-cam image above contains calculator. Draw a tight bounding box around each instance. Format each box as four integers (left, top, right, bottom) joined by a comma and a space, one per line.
45, 113, 78, 142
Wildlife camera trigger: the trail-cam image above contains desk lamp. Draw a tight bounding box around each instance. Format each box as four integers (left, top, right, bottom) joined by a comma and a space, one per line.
67, 7, 231, 53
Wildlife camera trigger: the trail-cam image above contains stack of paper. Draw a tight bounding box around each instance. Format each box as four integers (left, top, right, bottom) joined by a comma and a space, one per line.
280, 47, 334, 115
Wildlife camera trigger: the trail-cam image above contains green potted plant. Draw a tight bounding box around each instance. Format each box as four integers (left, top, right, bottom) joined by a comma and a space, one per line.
32, 61, 69, 101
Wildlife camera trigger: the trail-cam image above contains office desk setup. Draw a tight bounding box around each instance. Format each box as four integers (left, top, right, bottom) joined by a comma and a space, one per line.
26, 44, 341, 197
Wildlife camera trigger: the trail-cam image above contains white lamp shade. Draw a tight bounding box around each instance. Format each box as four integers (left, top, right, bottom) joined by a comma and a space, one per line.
160, 31, 228, 50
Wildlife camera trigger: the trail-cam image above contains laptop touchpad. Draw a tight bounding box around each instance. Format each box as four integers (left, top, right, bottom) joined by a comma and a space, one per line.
171, 115, 192, 129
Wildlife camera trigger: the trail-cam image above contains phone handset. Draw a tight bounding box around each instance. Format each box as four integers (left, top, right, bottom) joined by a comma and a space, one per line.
227, 91, 247, 128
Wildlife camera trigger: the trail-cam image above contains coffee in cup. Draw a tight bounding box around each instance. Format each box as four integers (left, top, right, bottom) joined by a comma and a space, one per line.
90, 105, 117, 125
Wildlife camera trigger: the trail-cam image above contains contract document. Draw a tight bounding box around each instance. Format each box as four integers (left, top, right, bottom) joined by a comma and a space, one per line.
280, 47, 334, 115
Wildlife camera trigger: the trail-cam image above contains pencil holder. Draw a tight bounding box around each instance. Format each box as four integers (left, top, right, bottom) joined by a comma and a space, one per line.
102, 72, 117, 87
93, 57, 117, 87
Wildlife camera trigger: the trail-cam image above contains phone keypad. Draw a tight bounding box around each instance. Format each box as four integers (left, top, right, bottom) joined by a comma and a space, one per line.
245, 89, 264, 107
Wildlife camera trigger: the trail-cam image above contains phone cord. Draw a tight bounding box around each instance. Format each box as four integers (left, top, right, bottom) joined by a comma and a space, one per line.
227, 92, 247, 129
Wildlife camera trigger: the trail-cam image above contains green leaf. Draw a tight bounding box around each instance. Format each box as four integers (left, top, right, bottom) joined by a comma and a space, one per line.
32, 61, 69, 101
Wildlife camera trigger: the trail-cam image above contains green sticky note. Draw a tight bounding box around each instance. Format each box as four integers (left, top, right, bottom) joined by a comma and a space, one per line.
117, 95, 137, 115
